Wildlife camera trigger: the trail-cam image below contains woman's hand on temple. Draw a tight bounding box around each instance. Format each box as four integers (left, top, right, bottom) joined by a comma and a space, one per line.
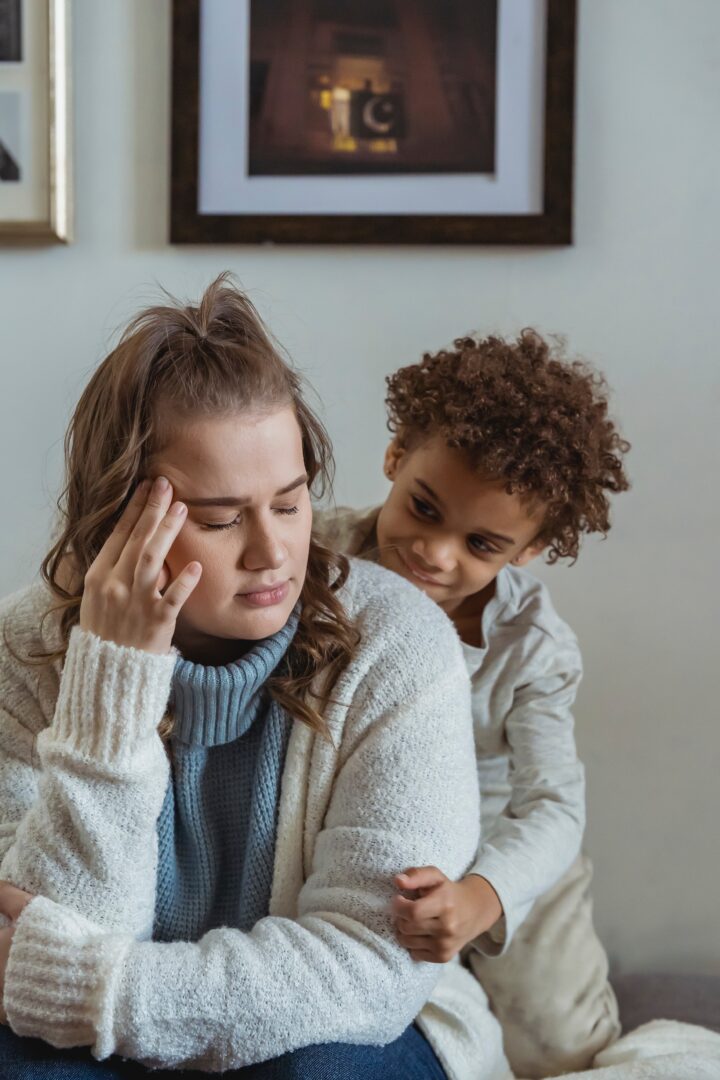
0, 881, 34, 1023
391, 867, 503, 964
79, 476, 202, 656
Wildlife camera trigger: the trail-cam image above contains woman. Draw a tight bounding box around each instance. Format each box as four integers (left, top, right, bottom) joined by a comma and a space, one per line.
0, 276, 507, 1078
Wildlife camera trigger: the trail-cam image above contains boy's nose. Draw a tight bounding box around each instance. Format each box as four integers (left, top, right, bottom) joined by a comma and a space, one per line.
412, 537, 455, 573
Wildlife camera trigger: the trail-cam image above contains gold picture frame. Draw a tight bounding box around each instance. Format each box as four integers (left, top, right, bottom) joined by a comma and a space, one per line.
0, 0, 72, 243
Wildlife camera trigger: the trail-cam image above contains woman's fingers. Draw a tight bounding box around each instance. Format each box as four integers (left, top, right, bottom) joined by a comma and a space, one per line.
79, 475, 199, 654
0, 881, 33, 921
86, 479, 152, 578
161, 561, 203, 613
131, 500, 189, 594
115, 478, 174, 583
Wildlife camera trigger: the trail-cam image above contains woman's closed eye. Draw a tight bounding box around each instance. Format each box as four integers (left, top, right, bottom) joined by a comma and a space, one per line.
203, 506, 300, 531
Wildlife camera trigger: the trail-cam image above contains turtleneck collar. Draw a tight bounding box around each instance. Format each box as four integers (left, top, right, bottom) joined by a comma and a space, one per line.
169, 605, 300, 747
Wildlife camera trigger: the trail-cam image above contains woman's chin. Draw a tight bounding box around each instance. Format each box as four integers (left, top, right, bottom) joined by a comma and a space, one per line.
231, 592, 297, 640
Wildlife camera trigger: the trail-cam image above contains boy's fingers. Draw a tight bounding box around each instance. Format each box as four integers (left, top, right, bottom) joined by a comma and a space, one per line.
396, 930, 436, 950
409, 948, 443, 964
393, 891, 446, 923
395, 866, 446, 892
395, 913, 442, 936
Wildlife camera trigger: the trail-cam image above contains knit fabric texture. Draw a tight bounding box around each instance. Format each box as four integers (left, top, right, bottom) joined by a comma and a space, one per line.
0, 562, 506, 1078
153, 606, 299, 942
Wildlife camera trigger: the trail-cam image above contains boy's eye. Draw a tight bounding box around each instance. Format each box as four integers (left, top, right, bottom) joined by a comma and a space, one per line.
411, 495, 437, 519
468, 535, 494, 555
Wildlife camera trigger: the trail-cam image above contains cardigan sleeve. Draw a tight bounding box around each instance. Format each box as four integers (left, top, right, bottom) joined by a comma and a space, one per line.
4, 656, 480, 1071
0, 621, 174, 937
468, 633, 586, 955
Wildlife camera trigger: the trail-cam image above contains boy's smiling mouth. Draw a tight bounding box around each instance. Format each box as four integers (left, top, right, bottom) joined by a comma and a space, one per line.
397, 549, 446, 587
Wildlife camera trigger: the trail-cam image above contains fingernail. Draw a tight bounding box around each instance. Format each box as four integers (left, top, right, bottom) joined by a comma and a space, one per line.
156, 476, 169, 492
169, 502, 186, 516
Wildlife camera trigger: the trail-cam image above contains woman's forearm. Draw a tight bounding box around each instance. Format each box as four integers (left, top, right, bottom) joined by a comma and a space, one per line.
6, 896, 439, 1070
0, 624, 173, 935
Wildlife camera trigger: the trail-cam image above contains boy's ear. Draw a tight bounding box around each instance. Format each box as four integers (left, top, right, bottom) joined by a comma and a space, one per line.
383, 439, 406, 481
511, 540, 546, 567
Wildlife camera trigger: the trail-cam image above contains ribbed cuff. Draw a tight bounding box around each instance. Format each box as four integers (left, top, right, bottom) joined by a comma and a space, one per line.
466, 857, 523, 956
47, 625, 177, 765
4, 896, 128, 1053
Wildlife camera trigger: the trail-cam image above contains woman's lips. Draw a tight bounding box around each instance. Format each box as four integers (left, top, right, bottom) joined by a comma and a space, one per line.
236, 581, 290, 608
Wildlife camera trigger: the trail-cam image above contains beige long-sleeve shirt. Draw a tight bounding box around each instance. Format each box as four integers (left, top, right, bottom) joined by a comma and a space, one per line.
314, 505, 586, 954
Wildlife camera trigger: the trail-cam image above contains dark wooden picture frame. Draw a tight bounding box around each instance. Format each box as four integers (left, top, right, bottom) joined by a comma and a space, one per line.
171, 0, 576, 245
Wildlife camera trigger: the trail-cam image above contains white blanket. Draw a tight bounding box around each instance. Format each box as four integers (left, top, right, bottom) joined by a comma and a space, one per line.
545, 1020, 720, 1080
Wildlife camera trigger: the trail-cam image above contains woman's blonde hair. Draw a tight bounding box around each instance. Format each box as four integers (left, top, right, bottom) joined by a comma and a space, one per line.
7, 273, 357, 738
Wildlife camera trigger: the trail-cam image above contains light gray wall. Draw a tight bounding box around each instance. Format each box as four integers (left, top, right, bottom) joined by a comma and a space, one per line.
1, 0, 718, 976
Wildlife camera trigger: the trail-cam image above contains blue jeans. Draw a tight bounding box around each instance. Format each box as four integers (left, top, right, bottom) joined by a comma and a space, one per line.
0, 1022, 447, 1078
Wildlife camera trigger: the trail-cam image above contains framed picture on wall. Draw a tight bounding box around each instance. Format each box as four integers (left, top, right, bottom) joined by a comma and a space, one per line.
171, 0, 576, 245
0, 0, 72, 243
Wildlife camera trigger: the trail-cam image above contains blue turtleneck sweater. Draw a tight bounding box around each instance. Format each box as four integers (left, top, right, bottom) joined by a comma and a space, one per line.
153, 610, 299, 943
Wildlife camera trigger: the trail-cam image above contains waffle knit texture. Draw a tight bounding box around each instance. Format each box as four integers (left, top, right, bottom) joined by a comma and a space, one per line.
154, 607, 298, 943
0, 561, 509, 1079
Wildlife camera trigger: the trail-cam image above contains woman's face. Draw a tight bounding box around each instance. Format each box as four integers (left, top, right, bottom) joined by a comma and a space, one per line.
147, 406, 312, 664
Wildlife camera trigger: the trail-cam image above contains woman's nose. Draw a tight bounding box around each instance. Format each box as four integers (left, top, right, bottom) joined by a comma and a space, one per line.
241, 521, 287, 572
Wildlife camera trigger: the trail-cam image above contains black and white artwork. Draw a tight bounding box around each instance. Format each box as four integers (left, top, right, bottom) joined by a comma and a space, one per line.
0, 0, 22, 63
0, 91, 20, 181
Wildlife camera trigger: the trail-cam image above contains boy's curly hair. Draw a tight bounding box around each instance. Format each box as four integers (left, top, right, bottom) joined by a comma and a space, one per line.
385, 329, 630, 564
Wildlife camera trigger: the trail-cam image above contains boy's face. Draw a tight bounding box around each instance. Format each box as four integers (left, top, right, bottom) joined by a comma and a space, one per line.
376, 436, 547, 620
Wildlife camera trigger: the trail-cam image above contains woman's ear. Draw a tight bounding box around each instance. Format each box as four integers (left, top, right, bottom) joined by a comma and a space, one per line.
383, 439, 406, 481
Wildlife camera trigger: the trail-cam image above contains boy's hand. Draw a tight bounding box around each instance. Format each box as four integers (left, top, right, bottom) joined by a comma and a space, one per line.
392, 867, 503, 964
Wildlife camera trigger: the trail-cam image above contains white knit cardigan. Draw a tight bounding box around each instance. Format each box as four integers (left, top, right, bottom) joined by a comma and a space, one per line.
0, 559, 508, 1079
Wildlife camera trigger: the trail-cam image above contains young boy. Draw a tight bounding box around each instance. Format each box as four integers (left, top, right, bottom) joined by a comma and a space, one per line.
315, 329, 630, 1078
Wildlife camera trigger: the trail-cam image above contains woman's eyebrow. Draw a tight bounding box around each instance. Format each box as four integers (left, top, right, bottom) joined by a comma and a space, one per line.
182, 473, 309, 507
